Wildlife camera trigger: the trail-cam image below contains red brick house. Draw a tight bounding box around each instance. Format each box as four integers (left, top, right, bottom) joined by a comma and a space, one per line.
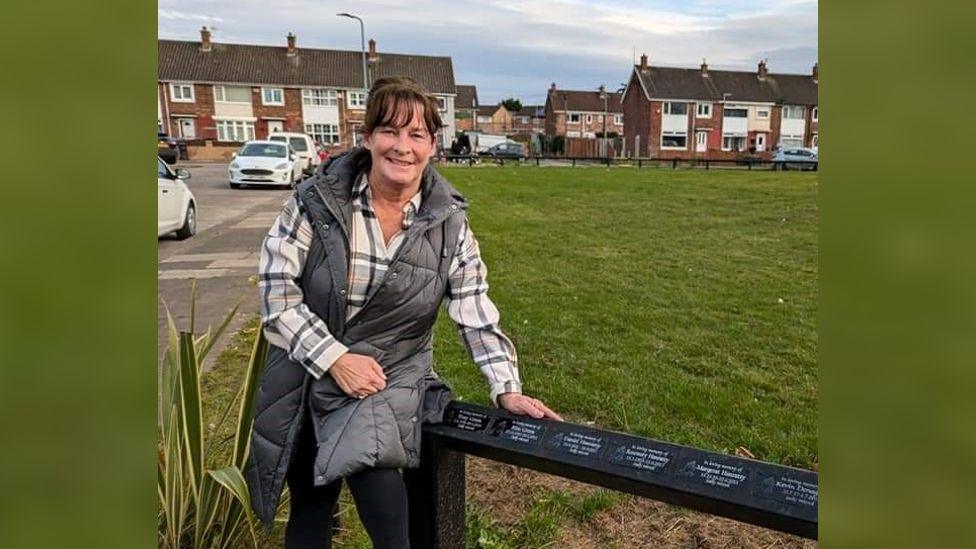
157, 28, 458, 159
621, 54, 818, 159
454, 84, 479, 132
544, 84, 624, 139
511, 105, 545, 137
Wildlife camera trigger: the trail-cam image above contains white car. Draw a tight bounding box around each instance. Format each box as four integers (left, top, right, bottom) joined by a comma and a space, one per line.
228, 141, 301, 189
268, 132, 320, 174
158, 157, 197, 239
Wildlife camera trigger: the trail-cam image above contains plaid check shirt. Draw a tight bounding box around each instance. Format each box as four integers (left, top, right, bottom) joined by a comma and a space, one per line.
259, 174, 522, 404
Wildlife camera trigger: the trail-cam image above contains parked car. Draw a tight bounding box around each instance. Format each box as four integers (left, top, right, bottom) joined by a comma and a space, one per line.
480, 142, 526, 159
268, 132, 320, 174
228, 141, 301, 189
772, 147, 818, 170
157, 156, 196, 239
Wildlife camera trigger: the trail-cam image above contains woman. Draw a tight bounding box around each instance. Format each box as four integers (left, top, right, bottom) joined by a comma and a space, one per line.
245, 76, 561, 549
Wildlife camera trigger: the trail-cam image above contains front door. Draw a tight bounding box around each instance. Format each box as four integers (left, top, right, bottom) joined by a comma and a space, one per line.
756, 133, 766, 152
178, 118, 196, 139
267, 120, 284, 135
696, 131, 708, 152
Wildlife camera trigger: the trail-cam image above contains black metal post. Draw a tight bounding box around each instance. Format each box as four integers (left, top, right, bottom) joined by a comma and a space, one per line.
672, 158, 678, 169
407, 432, 466, 549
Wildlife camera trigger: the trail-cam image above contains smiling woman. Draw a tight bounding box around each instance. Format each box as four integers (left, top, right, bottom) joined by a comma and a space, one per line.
247, 76, 561, 548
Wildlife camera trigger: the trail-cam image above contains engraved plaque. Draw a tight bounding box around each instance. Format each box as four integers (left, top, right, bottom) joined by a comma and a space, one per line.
446, 407, 490, 432
490, 418, 545, 446
606, 442, 673, 473
546, 431, 604, 458
676, 457, 749, 491
754, 472, 818, 509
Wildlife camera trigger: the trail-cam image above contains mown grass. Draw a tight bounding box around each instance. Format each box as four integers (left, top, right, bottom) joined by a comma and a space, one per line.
198, 166, 817, 547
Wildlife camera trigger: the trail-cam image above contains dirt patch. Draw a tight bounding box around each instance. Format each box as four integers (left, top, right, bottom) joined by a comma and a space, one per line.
466, 457, 817, 548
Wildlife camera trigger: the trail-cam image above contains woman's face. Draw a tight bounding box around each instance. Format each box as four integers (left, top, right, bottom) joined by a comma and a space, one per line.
363, 104, 436, 189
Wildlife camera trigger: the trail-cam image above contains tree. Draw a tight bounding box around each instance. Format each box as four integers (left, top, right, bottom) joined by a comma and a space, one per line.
500, 97, 522, 112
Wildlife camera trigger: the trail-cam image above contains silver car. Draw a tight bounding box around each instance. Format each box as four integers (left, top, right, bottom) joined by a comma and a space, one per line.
772, 147, 818, 170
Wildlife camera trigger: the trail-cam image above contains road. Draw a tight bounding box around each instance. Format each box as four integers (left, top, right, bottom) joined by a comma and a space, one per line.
158, 162, 292, 369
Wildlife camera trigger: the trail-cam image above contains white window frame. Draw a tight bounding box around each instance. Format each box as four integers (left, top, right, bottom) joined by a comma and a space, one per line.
756, 107, 770, 119
783, 105, 805, 120
435, 97, 447, 111
723, 108, 748, 118
721, 134, 747, 152
262, 87, 284, 106
614, 114, 623, 125
660, 131, 688, 150
169, 83, 194, 103
476, 115, 491, 123
663, 102, 688, 116
568, 113, 581, 123
347, 91, 367, 109
696, 102, 712, 118
305, 123, 340, 145
812, 106, 818, 121
213, 85, 251, 104
780, 134, 804, 148
216, 120, 255, 142
585, 114, 593, 124
302, 88, 338, 107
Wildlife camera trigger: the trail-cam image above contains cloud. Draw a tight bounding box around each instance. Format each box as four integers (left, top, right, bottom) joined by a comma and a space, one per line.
158, 9, 224, 24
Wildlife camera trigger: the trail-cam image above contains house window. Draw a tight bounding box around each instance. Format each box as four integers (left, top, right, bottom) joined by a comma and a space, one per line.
216, 120, 255, 142
780, 134, 804, 148
812, 106, 818, 121
566, 130, 581, 138
723, 108, 748, 118
661, 131, 687, 149
518, 116, 529, 124
305, 123, 339, 145
170, 83, 194, 103
586, 114, 593, 123
435, 97, 446, 111
347, 91, 367, 109
756, 108, 770, 119
783, 105, 805, 119
614, 114, 623, 125
302, 89, 337, 107
663, 102, 688, 115
721, 134, 747, 151
569, 113, 580, 123
812, 133, 819, 147
262, 87, 284, 106
476, 116, 491, 123
214, 85, 251, 104
696, 103, 712, 118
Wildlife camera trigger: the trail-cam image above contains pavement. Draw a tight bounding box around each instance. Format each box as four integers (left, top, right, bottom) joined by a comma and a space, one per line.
158, 163, 292, 369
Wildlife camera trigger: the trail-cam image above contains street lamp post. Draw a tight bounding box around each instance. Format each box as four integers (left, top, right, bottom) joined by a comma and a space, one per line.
599, 85, 608, 157
337, 13, 368, 90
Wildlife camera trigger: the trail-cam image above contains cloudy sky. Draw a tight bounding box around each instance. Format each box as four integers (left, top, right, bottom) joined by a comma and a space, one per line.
158, 0, 817, 105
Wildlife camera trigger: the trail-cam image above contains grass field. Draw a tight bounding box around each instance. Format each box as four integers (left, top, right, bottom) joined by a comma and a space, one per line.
201, 166, 818, 547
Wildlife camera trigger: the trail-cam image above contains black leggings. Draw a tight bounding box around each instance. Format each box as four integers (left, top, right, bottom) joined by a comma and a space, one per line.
285, 418, 410, 549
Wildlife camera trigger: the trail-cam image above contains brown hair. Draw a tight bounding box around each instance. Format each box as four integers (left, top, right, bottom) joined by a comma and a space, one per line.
362, 76, 443, 138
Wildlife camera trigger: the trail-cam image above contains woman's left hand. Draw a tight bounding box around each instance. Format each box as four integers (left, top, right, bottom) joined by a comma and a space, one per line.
497, 393, 564, 421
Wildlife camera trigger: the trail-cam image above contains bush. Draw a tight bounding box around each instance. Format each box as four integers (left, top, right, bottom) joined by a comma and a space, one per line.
158, 284, 268, 548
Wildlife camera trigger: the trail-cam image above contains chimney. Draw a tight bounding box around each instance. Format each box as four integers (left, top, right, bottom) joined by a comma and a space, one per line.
812, 62, 818, 83
639, 53, 648, 70
200, 26, 212, 52
286, 32, 297, 56
757, 59, 768, 80
368, 38, 377, 62
549, 82, 556, 94
700, 58, 709, 77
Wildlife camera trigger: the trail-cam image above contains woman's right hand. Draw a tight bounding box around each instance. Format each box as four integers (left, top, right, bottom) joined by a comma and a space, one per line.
328, 352, 387, 399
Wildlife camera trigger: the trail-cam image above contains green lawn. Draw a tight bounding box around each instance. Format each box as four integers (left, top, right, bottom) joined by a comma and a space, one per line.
202, 166, 817, 547
434, 166, 818, 467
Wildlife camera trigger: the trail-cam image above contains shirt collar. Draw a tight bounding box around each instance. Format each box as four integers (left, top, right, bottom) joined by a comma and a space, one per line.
357, 173, 423, 229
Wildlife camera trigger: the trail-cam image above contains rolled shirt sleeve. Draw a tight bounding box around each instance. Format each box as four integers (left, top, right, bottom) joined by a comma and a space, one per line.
446, 219, 522, 405
258, 195, 347, 378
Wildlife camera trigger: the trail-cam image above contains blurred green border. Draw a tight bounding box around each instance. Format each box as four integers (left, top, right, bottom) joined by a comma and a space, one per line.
0, 2, 156, 548
822, 1, 976, 548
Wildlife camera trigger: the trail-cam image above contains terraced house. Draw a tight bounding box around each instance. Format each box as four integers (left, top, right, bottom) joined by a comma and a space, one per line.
157, 28, 457, 159
621, 54, 818, 159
